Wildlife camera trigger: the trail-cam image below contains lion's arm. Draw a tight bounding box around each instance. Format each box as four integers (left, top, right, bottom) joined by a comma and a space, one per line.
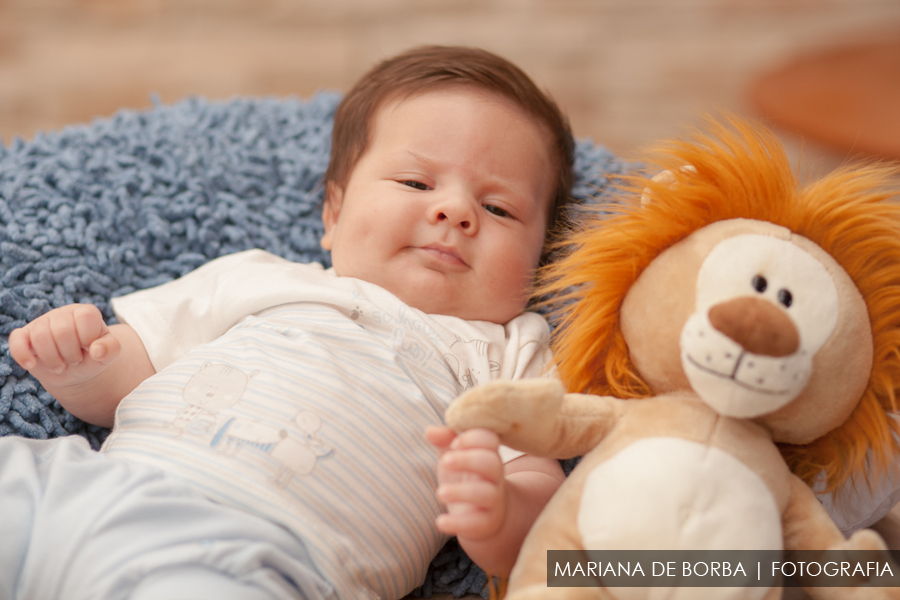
783, 474, 896, 559
782, 475, 900, 599
444, 379, 623, 459
782, 474, 854, 551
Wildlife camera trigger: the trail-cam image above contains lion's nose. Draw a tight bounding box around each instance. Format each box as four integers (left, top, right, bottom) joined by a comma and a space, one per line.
708, 296, 799, 357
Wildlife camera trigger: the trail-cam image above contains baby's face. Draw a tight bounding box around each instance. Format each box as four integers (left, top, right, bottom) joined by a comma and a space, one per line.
321, 86, 554, 324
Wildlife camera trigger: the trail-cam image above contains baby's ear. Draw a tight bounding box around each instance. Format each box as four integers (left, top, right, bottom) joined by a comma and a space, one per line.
320, 182, 343, 251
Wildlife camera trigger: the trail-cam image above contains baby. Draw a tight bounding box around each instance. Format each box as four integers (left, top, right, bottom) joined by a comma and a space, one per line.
5, 46, 573, 599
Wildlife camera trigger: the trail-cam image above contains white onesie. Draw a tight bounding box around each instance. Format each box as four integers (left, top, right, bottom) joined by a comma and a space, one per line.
102, 249, 552, 600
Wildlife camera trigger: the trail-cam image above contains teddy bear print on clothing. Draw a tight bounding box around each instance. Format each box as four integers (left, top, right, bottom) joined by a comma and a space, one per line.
269, 412, 334, 486
165, 362, 259, 438
212, 411, 334, 486
166, 362, 332, 482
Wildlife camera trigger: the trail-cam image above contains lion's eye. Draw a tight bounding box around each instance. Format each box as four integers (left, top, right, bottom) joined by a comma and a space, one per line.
777, 288, 793, 308
751, 275, 767, 293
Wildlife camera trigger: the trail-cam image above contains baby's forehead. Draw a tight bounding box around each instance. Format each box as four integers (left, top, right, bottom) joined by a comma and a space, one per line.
373, 84, 552, 142
372, 86, 556, 168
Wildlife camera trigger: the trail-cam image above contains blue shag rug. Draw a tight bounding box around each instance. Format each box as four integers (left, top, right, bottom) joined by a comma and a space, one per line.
0, 91, 628, 598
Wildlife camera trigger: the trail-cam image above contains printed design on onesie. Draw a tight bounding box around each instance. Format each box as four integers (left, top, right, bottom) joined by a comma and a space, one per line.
165, 362, 334, 486
350, 305, 364, 323
349, 292, 446, 373
211, 410, 334, 487
443, 336, 499, 391
390, 328, 437, 370
347, 291, 367, 328
165, 362, 259, 438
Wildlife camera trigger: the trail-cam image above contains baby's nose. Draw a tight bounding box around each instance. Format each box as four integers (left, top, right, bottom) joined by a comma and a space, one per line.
437, 211, 471, 229
432, 193, 478, 232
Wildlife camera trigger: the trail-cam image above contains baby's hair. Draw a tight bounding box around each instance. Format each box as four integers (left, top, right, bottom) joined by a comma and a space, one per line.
324, 45, 575, 242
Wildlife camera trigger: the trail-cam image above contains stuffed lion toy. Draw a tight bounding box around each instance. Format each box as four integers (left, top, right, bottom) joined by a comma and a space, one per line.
446, 118, 900, 600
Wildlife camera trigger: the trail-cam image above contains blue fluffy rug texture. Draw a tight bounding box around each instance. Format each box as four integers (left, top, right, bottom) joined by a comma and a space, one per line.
0, 91, 628, 598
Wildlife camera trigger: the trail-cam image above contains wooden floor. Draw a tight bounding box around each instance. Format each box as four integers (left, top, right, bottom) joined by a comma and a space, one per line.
2, 0, 900, 173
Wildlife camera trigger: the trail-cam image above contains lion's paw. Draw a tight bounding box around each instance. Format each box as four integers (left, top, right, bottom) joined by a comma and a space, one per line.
445, 379, 566, 436
841, 528, 889, 552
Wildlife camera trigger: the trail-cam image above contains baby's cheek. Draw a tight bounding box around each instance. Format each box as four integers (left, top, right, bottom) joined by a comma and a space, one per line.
486, 270, 531, 317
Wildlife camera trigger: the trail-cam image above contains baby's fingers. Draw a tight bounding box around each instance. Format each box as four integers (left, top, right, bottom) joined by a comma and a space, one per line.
8, 327, 38, 371
49, 308, 97, 366
450, 427, 500, 452
71, 304, 110, 349
440, 447, 504, 483
70, 305, 119, 365
436, 506, 502, 541
87, 331, 121, 366
437, 480, 502, 511
18, 317, 71, 374
425, 426, 457, 455
8, 304, 112, 374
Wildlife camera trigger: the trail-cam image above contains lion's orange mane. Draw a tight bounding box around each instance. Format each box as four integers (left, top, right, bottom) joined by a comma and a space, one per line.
539, 117, 900, 493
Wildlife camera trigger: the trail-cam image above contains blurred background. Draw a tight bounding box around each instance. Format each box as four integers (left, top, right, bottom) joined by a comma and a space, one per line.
1, 0, 899, 174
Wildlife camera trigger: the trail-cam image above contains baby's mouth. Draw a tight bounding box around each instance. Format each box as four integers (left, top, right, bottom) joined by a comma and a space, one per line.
419, 244, 468, 268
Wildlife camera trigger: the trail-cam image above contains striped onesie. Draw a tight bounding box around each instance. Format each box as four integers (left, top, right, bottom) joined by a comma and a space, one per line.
102, 249, 552, 599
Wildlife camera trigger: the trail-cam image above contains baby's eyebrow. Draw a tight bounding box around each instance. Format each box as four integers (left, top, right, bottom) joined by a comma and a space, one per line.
395, 150, 538, 205
402, 150, 439, 168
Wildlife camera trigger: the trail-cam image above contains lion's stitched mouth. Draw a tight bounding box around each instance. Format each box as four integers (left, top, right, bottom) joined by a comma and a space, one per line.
684, 351, 793, 396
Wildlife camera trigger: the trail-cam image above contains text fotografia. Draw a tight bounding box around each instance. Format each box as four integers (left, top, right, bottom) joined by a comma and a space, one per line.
547, 550, 900, 588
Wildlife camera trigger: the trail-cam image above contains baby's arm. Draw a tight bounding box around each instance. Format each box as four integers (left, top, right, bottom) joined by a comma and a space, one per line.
426, 426, 565, 577
9, 303, 155, 427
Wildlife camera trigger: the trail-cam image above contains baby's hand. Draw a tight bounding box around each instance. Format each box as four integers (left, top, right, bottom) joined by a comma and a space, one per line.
9, 304, 121, 389
426, 426, 507, 542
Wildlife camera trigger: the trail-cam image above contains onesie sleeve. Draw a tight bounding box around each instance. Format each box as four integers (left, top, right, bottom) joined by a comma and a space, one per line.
496, 311, 557, 464
111, 250, 322, 371
499, 311, 555, 381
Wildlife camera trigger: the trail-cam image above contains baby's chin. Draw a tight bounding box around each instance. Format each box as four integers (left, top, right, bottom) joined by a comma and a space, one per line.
395, 288, 526, 324
333, 262, 528, 323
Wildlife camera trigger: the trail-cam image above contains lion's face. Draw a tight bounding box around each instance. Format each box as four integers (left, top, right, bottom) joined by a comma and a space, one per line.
620, 218, 873, 444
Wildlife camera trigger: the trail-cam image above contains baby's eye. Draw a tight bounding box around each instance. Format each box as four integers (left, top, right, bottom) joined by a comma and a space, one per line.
484, 204, 510, 218
401, 180, 430, 191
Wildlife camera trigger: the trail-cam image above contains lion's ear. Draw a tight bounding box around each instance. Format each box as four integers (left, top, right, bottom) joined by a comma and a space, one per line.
640, 165, 697, 206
